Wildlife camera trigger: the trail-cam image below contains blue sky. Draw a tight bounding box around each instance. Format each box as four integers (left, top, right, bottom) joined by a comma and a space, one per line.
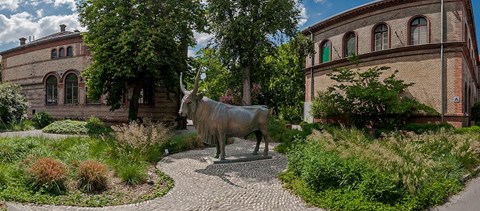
0, 0, 479, 56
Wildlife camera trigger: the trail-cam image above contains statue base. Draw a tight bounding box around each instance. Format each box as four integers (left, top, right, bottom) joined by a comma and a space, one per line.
205, 153, 273, 164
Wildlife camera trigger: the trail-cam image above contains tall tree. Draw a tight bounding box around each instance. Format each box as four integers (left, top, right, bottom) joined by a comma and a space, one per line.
260, 33, 314, 123
207, 0, 301, 105
78, 0, 206, 121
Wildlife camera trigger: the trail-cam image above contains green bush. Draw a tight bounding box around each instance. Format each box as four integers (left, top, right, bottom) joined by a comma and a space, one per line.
310, 65, 438, 129
456, 126, 480, 134
32, 112, 53, 129
471, 102, 480, 122
85, 116, 111, 135
281, 128, 479, 210
42, 120, 88, 135
401, 123, 454, 134
9, 120, 34, 132
164, 132, 203, 154
0, 83, 28, 127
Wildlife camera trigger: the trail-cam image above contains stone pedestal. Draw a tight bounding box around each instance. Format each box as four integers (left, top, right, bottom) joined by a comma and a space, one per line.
205, 154, 273, 164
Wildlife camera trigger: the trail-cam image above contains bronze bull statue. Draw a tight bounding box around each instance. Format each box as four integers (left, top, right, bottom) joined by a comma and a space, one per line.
179, 70, 271, 160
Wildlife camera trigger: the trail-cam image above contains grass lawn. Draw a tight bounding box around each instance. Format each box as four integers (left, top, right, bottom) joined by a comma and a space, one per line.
280, 127, 480, 211
0, 136, 176, 207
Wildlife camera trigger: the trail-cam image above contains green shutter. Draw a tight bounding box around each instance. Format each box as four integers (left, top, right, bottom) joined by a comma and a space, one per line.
322, 47, 330, 63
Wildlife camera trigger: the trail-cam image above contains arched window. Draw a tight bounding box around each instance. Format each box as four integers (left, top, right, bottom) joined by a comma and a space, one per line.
410, 17, 428, 45
320, 41, 331, 63
344, 32, 356, 57
51, 49, 57, 59
67, 46, 73, 57
46, 76, 58, 105
374, 24, 389, 51
59, 47, 65, 57
65, 74, 78, 104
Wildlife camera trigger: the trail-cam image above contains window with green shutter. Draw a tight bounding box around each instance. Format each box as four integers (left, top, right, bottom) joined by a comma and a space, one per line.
321, 41, 330, 63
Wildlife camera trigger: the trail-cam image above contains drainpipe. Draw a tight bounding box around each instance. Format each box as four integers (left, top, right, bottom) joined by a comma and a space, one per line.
440, 0, 445, 122
308, 27, 314, 101
308, 27, 315, 123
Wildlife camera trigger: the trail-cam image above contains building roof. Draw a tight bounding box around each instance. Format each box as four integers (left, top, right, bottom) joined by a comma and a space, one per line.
0, 30, 82, 56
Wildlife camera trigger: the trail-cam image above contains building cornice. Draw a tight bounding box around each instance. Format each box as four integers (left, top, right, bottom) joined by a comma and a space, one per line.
305, 41, 480, 88
0, 33, 82, 57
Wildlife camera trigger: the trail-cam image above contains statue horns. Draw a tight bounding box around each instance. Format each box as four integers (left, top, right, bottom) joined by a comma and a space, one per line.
180, 72, 187, 94
191, 70, 201, 96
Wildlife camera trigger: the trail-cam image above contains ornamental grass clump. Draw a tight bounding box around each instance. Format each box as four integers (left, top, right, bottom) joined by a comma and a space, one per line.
111, 120, 171, 162
28, 157, 67, 195
78, 160, 109, 193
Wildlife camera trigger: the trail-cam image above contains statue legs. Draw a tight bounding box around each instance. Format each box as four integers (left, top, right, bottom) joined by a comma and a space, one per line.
253, 131, 262, 155
220, 133, 226, 160
214, 144, 220, 159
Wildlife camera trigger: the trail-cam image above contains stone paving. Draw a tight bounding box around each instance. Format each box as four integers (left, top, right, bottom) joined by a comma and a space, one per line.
6, 139, 322, 211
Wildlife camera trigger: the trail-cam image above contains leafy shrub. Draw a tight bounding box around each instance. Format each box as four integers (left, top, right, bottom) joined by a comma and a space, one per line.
28, 157, 67, 195
42, 120, 88, 135
269, 119, 322, 153
282, 128, 480, 210
32, 112, 53, 129
401, 123, 454, 134
85, 116, 111, 135
471, 102, 480, 122
278, 106, 303, 124
115, 161, 147, 186
164, 132, 203, 154
0, 83, 28, 127
9, 120, 34, 131
310, 66, 437, 129
456, 125, 480, 134
78, 160, 109, 192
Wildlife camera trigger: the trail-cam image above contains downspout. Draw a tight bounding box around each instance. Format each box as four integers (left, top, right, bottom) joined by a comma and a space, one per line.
308, 27, 315, 123
440, 0, 445, 122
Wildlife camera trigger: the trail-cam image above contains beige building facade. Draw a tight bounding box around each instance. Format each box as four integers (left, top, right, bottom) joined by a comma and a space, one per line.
303, 0, 480, 127
0, 25, 179, 123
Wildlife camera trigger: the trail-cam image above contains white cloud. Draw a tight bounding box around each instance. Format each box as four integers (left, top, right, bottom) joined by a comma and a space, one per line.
313, 0, 327, 3
194, 32, 213, 47
0, 12, 85, 46
188, 49, 196, 57
0, 0, 19, 11
298, 3, 308, 26
36, 9, 44, 18
294, 0, 308, 26
41, 0, 77, 11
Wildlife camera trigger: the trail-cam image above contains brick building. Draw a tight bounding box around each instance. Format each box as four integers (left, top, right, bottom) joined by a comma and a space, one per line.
303, 0, 480, 127
0, 25, 179, 123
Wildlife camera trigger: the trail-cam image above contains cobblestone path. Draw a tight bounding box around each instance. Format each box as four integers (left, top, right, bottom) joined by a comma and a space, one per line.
7, 139, 322, 211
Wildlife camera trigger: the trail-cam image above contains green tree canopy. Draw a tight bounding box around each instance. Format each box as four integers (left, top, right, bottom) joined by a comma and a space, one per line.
78, 0, 206, 121
260, 34, 314, 123
207, 0, 301, 105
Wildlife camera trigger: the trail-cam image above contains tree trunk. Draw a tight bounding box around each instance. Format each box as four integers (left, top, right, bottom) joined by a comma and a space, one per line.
242, 64, 252, 105
128, 79, 143, 122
